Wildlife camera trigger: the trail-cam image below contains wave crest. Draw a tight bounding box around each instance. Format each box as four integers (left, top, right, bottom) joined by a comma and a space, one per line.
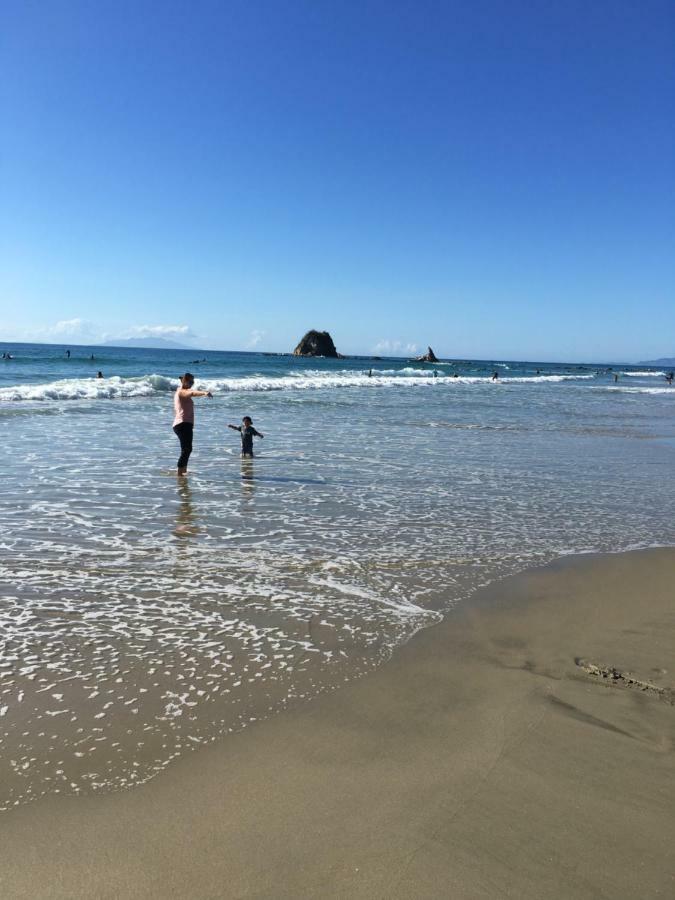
0, 370, 597, 402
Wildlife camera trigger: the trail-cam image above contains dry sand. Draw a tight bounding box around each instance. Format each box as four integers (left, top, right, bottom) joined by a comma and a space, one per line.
1, 548, 674, 899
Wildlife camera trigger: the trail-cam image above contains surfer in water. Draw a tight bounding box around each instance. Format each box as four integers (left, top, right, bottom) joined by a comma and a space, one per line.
173, 372, 212, 475
228, 416, 264, 457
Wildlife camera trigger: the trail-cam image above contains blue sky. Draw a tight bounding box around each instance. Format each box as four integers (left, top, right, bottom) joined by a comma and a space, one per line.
1, 0, 673, 361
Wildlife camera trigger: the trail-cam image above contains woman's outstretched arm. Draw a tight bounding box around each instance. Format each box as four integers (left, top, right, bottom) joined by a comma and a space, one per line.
181, 388, 212, 398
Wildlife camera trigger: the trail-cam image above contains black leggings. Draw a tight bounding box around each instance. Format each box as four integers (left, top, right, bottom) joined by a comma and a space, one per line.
173, 422, 194, 469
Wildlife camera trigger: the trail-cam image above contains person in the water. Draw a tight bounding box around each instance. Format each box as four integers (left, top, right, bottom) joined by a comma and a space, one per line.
228, 416, 264, 457
173, 372, 213, 475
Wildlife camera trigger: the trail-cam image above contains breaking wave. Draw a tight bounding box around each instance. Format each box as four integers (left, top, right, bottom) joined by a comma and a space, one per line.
0, 370, 603, 402
603, 385, 675, 395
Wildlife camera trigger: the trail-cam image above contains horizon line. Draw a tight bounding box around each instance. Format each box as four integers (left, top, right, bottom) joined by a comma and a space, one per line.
1, 338, 671, 368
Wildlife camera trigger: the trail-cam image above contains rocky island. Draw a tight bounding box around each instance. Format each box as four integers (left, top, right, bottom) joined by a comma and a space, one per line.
415, 346, 439, 362
293, 330, 340, 358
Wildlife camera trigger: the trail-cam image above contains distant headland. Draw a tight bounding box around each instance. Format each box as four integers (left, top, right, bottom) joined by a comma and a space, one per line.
640, 357, 675, 367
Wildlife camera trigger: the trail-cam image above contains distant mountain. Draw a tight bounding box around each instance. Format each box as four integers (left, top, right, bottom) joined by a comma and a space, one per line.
639, 357, 675, 367
100, 337, 196, 351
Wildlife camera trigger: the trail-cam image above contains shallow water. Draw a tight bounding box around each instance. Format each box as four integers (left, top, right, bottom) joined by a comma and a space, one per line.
1, 343, 674, 808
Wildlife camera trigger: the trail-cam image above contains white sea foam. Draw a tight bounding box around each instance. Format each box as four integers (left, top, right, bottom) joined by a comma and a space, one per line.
0, 370, 596, 402
0, 375, 172, 402
620, 371, 667, 377
604, 386, 675, 395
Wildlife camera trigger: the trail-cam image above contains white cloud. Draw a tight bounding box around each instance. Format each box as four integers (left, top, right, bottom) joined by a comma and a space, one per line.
29, 318, 97, 341
23, 320, 199, 346
373, 339, 418, 356
129, 324, 193, 338
50, 318, 94, 336
246, 329, 265, 349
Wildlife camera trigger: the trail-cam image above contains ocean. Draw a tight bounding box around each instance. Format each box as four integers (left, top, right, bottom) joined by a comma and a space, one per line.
1, 342, 674, 809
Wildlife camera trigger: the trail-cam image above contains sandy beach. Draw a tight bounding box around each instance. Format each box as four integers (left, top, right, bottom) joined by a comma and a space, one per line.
1, 547, 674, 899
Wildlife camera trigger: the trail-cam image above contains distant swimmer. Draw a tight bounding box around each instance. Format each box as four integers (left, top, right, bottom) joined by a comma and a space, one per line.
228, 416, 264, 458
492, 371, 499, 381
172, 372, 213, 476
66, 349, 70, 358
614, 374, 619, 383
368, 369, 373, 377
96, 371, 104, 379
666, 372, 674, 385
453, 372, 459, 378
433, 370, 438, 378
90, 354, 95, 360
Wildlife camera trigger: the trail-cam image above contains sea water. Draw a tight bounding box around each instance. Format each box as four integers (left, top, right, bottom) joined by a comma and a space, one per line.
1, 343, 674, 808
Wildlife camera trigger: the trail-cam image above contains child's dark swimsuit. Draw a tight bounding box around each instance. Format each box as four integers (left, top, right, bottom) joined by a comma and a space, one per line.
236, 424, 261, 455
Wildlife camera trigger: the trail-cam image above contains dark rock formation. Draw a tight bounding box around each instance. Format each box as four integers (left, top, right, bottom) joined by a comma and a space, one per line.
415, 346, 438, 363
293, 330, 339, 358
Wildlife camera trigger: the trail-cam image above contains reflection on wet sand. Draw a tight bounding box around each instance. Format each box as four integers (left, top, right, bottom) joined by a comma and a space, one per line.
173, 478, 200, 537
240, 457, 255, 500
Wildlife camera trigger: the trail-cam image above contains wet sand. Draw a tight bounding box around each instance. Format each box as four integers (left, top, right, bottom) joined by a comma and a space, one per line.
2, 548, 674, 899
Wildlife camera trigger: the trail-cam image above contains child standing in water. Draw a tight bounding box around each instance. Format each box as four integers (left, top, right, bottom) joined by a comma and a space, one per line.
228, 416, 264, 457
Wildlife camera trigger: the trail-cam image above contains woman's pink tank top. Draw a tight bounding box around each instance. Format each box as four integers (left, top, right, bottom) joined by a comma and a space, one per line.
173, 389, 194, 426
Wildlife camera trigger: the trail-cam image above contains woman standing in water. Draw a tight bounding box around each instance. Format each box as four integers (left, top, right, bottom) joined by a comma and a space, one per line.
173, 373, 212, 475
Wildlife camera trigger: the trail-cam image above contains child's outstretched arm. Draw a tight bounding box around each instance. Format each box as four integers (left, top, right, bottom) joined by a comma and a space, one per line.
227, 424, 241, 431
252, 428, 264, 438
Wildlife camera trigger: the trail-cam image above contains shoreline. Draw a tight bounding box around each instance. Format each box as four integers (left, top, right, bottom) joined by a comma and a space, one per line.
2, 547, 674, 898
